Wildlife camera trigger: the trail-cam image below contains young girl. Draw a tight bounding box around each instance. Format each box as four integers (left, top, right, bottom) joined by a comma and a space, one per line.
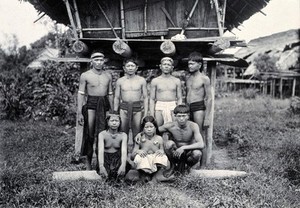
98, 114, 127, 180
131, 116, 169, 174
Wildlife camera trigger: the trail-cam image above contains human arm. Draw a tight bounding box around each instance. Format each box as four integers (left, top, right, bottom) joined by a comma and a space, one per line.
142, 78, 149, 117
149, 80, 156, 117
131, 133, 147, 159
118, 133, 128, 176
203, 76, 212, 127
77, 74, 87, 125
176, 78, 183, 105
113, 79, 121, 113
98, 133, 108, 177
155, 136, 165, 156
175, 122, 205, 158
107, 73, 114, 112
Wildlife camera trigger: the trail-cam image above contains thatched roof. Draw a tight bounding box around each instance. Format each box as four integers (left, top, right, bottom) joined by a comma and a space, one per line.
24, 0, 269, 32
27, 47, 59, 69
235, 29, 300, 75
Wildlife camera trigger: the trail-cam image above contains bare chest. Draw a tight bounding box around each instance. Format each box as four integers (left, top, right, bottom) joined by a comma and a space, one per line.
121, 80, 142, 91
87, 74, 109, 88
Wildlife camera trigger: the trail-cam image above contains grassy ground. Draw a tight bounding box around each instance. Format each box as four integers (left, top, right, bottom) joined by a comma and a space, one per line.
1, 95, 300, 207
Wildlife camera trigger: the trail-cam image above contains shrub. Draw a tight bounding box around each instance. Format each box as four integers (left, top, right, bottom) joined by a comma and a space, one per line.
242, 88, 258, 99
289, 96, 300, 115
0, 61, 80, 125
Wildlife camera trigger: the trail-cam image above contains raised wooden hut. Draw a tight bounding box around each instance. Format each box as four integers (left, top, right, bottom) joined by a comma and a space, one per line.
25, 0, 270, 165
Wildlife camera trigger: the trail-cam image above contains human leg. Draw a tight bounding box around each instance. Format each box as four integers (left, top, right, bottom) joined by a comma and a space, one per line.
192, 110, 207, 168
86, 109, 96, 170
186, 149, 202, 168
154, 110, 164, 126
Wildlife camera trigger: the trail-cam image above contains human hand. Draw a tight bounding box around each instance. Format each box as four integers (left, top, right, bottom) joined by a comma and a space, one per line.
137, 150, 147, 158
78, 114, 84, 126
155, 150, 164, 157
117, 164, 126, 176
99, 165, 108, 177
173, 147, 184, 158
203, 118, 210, 128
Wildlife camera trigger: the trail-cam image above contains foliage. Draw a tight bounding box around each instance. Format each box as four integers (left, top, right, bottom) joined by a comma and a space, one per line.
0, 61, 79, 125
0, 31, 79, 125
253, 53, 278, 73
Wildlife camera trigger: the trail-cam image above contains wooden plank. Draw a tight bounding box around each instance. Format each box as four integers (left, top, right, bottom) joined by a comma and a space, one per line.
190, 169, 247, 178
53, 171, 101, 180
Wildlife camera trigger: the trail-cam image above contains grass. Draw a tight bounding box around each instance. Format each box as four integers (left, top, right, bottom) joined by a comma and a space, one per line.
1, 95, 300, 207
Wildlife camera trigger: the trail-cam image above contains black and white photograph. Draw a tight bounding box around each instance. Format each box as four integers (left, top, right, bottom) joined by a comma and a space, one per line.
0, 0, 299, 207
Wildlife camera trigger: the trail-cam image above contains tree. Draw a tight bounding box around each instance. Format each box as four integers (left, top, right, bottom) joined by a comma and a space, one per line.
253, 53, 278, 73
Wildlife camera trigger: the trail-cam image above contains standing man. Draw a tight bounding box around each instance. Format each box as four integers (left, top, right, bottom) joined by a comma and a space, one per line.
186, 51, 212, 167
149, 57, 182, 126
113, 58, 148, 146
77, 51, 113, 170
158, 104, 205, 175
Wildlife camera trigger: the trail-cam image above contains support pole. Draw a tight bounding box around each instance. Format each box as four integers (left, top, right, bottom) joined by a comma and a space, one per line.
292, 78, 296, 97
279, 78, 283, 99
213, 0, 224, 36
205, 61, 217, 166
120, 0, 126, 39
64, 0, 78, 40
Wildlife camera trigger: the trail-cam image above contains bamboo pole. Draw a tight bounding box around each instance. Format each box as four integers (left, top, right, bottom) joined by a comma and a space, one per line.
64, 0, 78, 40
120, 0, 126, 39
180, 0, 199, 35
72, 0, 83, 38
221, 0, 227, 28
95, 0, 119, 38
144, 0, 148, 34
212, 0, 224, 36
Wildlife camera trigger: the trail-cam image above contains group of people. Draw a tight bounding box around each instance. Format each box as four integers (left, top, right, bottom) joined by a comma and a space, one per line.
77, 51, 212, 182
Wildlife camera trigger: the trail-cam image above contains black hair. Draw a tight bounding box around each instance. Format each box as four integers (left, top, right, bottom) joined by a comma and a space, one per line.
123, 58, 139, 66
188, 51, 204, 72
140, 116, 159, 135
105, 114, 122, 132
173, 104, 190, 115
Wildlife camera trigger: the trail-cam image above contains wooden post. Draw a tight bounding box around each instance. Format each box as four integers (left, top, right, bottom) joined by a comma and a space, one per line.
270, 79, 273, 97
279, 78, 283, 99
205, 61, 216, 166
72, 0, 83, 38
292, 78, 296, 97
271, 80, 275, 97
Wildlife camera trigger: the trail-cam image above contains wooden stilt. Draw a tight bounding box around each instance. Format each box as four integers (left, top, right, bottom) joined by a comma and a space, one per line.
279, 78, 283, 99
205, 61, 217, 165
120, 0, 126, 39
292, 78, 296, 97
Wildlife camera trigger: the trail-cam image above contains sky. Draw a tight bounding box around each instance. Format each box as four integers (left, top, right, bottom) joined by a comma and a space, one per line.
0, 0, 299, 49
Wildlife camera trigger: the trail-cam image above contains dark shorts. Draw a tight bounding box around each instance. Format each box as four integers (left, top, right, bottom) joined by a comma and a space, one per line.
86, 95, 110, 110
189, 101, 206, 112
120, 101, 143, 128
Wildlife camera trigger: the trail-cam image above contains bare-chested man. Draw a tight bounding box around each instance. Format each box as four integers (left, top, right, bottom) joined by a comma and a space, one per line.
150, 57, 182, 126
114, 58, 148, 146
77, 51, 113, 170
186, 52, 212, 167
98, 114, 127, 180
159, 104, 204, 175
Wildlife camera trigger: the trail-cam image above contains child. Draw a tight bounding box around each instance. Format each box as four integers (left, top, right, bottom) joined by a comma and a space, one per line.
98, 114, 127, 180
131, 116, 169, 174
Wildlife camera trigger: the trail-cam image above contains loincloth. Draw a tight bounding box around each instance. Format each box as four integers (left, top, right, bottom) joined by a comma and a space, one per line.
134, 153, 168, 174
104, 150, 121, 179
189, 100, 206, 112
81, 96, 110, 156
120, 101, 143, 129
155, 101, 176, 124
